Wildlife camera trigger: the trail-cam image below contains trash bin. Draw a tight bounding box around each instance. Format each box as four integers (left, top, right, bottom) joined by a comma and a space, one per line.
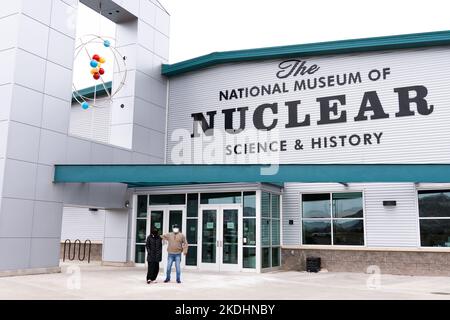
306, 257, 321, 272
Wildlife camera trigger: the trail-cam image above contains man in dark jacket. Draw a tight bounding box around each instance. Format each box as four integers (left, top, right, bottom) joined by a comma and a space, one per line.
145, 228, 162, 284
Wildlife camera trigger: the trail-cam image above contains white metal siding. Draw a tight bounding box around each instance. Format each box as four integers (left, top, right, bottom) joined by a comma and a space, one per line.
61, 206, 106, 242
69, 97, 111, 144
364, 183, 419, 247
166, 46, 450, 164
282, 183, 421, 247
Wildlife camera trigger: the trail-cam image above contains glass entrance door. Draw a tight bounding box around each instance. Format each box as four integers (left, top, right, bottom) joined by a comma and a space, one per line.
201, 209, 217, 265
147, 206, 186, 270
199, 205, 242, 271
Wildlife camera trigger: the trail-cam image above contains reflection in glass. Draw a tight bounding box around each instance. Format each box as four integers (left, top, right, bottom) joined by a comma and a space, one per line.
261, 218, 270, 246
200, 192, 241, 204
262, 247, 270, 268
202, 210, 217, 263
137, 195, 147, 217
187, 193, 199, 217
333, 219, 364, 245
243, 247, 256, 268
135, 219, 147, 243
261, 192, 270, 218
149, 194, 186, 205
419, 190, 450, 217
272, 247, 280, 267
243, 191, 256, 217
135, 245, 145, 263
302, 194, 330, 218
186, 219, 198, 244
303, 220, 332, 245
222, 209, 238, 264
271, 219, 280, 246
332, 193, 363, 218
272, 194, 280, 219
150, 210, 163, 235
420, 219, 450, 247
243, 218, 256, 245
186, 246, 198, 265
169, 210, 183, 232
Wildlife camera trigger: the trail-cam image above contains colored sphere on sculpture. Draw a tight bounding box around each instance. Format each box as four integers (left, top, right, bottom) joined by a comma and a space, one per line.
90, 60, 99, 68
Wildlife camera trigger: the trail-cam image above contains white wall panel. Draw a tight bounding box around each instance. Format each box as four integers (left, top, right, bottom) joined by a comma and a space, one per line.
364, 183, 420, 247
69, 98, 112, 144
166, 46, 450, 165
61, 206, 105, 242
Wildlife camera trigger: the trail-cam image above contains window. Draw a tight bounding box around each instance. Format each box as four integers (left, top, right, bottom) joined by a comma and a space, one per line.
418, 190, 450, 247
149, 194, 186, 205
243, 219, 256, 246
243, 192, 257, 269
200, 192, 241, 204
135, 195, 148, 263
186, 193, 199, 265
186, 219, 198, 244
243, 247, 256, 268
261, 192, 281, 269
187, 193, 199, 217
243, 192, 256, 217
137, 195, 147, 218
169, 210, 183, 232
186, 246, 198, 266
302, 192, 364, 246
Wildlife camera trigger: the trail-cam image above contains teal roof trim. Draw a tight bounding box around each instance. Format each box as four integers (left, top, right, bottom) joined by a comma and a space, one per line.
72, 81, 112, 103
161, 30, 450, 77
54, 164, 450, 185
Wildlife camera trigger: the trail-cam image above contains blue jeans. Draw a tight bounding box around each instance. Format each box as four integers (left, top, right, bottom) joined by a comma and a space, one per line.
165, 253, 181, 282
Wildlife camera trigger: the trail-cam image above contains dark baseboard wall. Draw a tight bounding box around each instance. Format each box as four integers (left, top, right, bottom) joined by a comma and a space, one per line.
60, 243, 103, 262
282, 248, 450, 276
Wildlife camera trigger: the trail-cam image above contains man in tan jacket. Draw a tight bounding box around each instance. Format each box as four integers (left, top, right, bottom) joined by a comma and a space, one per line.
162, 224, 188, 283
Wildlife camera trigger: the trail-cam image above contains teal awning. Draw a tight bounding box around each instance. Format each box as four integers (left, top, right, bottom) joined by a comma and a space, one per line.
54, 164, 450, 187
162, 30, 450, 77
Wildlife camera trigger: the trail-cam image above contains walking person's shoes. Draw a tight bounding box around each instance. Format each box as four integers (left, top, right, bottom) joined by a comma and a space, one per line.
147, 280, 152, 284
177, 280, 181, 284
164, 279, 170, 283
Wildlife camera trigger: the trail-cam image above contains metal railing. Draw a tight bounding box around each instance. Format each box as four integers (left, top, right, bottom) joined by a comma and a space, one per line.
63, 239, 92, 263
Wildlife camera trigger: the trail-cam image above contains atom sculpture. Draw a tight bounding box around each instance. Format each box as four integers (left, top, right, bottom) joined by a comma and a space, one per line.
72, 35, 127, 110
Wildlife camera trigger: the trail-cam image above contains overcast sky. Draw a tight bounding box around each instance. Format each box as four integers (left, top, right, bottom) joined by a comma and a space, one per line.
74, 0, 450, 88
159, 0, 450, 63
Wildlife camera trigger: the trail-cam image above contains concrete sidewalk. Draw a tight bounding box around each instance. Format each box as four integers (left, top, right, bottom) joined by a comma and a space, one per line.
0, 263, 450, 300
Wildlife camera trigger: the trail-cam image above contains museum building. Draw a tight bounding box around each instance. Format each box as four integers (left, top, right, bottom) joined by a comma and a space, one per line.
2, 0, 450, 277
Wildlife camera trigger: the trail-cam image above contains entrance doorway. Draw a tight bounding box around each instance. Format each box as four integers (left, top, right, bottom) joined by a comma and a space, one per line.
199, 205, 242, 271
147, 206, 186, 269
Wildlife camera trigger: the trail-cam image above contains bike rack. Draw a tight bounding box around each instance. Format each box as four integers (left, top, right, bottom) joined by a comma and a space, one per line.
63, 239, 92, 263
63, 239, 71, 262
78, 239, 92, 263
